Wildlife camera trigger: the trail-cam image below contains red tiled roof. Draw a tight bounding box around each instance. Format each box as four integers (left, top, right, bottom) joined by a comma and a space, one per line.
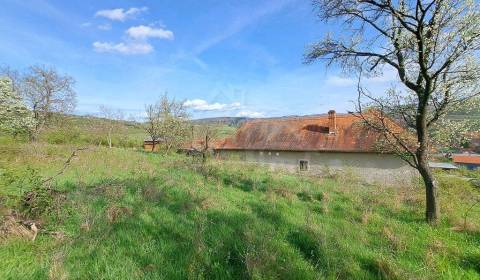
452, 154, 480, 164
214, 114, 386, 153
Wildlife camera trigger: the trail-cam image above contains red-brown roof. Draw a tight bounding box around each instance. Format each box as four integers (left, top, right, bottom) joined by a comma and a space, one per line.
214, 114, 384, 153
452, 154, 480, 164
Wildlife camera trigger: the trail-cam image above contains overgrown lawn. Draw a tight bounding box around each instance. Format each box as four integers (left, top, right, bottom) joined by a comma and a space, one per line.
1, 144, 479, 279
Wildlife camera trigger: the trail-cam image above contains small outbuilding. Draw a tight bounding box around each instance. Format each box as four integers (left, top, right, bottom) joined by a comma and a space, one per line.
428, 162, 458, 171
143, 137, 164, 152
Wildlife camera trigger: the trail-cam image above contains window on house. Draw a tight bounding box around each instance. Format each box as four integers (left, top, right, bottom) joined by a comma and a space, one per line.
299, 160, 309, 171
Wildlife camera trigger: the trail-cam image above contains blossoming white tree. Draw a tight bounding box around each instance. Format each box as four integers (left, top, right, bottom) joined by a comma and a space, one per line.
22, 65, 77, 140
0, 78, 34, 137
145, 93, 190, 152
306, 0, 480, 224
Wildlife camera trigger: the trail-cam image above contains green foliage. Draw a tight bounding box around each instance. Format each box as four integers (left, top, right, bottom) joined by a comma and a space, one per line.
0, 165, 41, 198
36, 115, 144, 148
20, 185, 55, 219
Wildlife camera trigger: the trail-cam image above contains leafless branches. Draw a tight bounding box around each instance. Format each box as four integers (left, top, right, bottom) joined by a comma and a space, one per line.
41, 147, 88, 186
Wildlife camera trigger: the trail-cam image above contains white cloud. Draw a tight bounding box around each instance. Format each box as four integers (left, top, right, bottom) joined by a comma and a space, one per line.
184, 99, 241, 111
95, 7, 148, 21
326, 76, 355, 87
93, 41, 153, 55
97, 23, 112, 30
326, 69, 398, 87
126, 25, 174, 40
236, 110, 265, 118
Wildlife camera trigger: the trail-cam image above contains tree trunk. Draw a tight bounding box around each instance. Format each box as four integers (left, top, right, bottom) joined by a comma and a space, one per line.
417, 158, 440, 224
415, 90, 440, 225
29, 130, 38, 142
108, 127, 113, 148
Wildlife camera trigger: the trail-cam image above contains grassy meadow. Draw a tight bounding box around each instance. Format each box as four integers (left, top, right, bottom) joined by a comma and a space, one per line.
0, 141, 479, 280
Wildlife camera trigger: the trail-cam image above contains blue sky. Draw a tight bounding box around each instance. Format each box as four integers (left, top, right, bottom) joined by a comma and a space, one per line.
0, 0, 395, 119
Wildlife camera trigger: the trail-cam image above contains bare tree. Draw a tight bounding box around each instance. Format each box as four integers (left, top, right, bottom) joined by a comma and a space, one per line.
21, 65, 77, 140
194, 123, 220, 162
98, 105, 125, 148
0, 66, 21, 92
144, 93, 190, 152
145, 103, 162, 152
305, 0, 480, 224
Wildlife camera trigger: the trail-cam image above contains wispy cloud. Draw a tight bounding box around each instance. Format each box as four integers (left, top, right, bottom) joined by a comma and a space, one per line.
326, 76, 356, 87
97, 23, 112, 31
192, 0, 295, 55
326, 68, 398, 87
126, 25, 174, 40
95, 7, 148, 22
184, 99, 241, 111
93, 41, 153, 55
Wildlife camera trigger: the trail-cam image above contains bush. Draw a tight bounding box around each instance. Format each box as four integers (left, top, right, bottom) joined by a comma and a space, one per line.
0, 166, 42, 198
20, 185, 56, 219
43, 128, 81, 145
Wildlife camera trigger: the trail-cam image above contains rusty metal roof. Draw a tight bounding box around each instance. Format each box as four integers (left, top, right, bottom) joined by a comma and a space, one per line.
214, 114, 383, 153
452, 154, 480, 164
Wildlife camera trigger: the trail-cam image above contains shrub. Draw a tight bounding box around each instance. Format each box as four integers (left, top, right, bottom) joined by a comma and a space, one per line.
20, 185, 56, 219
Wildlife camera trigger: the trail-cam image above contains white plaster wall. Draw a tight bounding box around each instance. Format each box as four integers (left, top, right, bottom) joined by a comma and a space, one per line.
217, 150, 418, 186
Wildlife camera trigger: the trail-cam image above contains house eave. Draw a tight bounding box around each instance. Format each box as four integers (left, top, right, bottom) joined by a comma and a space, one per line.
213, 147, 392, 154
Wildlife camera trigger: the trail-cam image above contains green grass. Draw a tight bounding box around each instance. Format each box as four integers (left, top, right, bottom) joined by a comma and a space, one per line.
1, 143, 480, 279
34, 115, 238, 149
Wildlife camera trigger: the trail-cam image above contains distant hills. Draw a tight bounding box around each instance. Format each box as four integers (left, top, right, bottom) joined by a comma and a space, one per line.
191, 114, 340, 126
73, 108, 479, 128
192, 117, 250, 126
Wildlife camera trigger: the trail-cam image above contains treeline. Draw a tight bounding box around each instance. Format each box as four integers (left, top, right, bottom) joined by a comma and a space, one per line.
0, 65, 141, 148
0, 65, 226, 151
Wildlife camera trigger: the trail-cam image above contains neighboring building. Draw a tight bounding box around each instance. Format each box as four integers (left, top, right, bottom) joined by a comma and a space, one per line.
429, 162, 458, 171
214, 110, 418, 185
452, 154, 480, 170
143, 137, 164, 152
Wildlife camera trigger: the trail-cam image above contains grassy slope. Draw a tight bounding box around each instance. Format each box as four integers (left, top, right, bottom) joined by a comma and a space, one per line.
30, 115, 238, 149
37, 115, 146, 148
0, 144, 479, 279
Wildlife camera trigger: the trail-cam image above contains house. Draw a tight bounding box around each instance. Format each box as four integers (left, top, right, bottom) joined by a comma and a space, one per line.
452, 154, 480, 170
214, 110, 418, 185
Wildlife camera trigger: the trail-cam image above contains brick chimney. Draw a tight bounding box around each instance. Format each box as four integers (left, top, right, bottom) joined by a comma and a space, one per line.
328, 110, 336, 134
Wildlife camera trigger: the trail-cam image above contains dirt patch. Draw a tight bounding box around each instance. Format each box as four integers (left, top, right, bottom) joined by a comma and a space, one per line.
0, 214, 38, 241
49, 251, 68, 280
91, 184, 125, 201
141, 185, 164, 202
106, 206, 133, 224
